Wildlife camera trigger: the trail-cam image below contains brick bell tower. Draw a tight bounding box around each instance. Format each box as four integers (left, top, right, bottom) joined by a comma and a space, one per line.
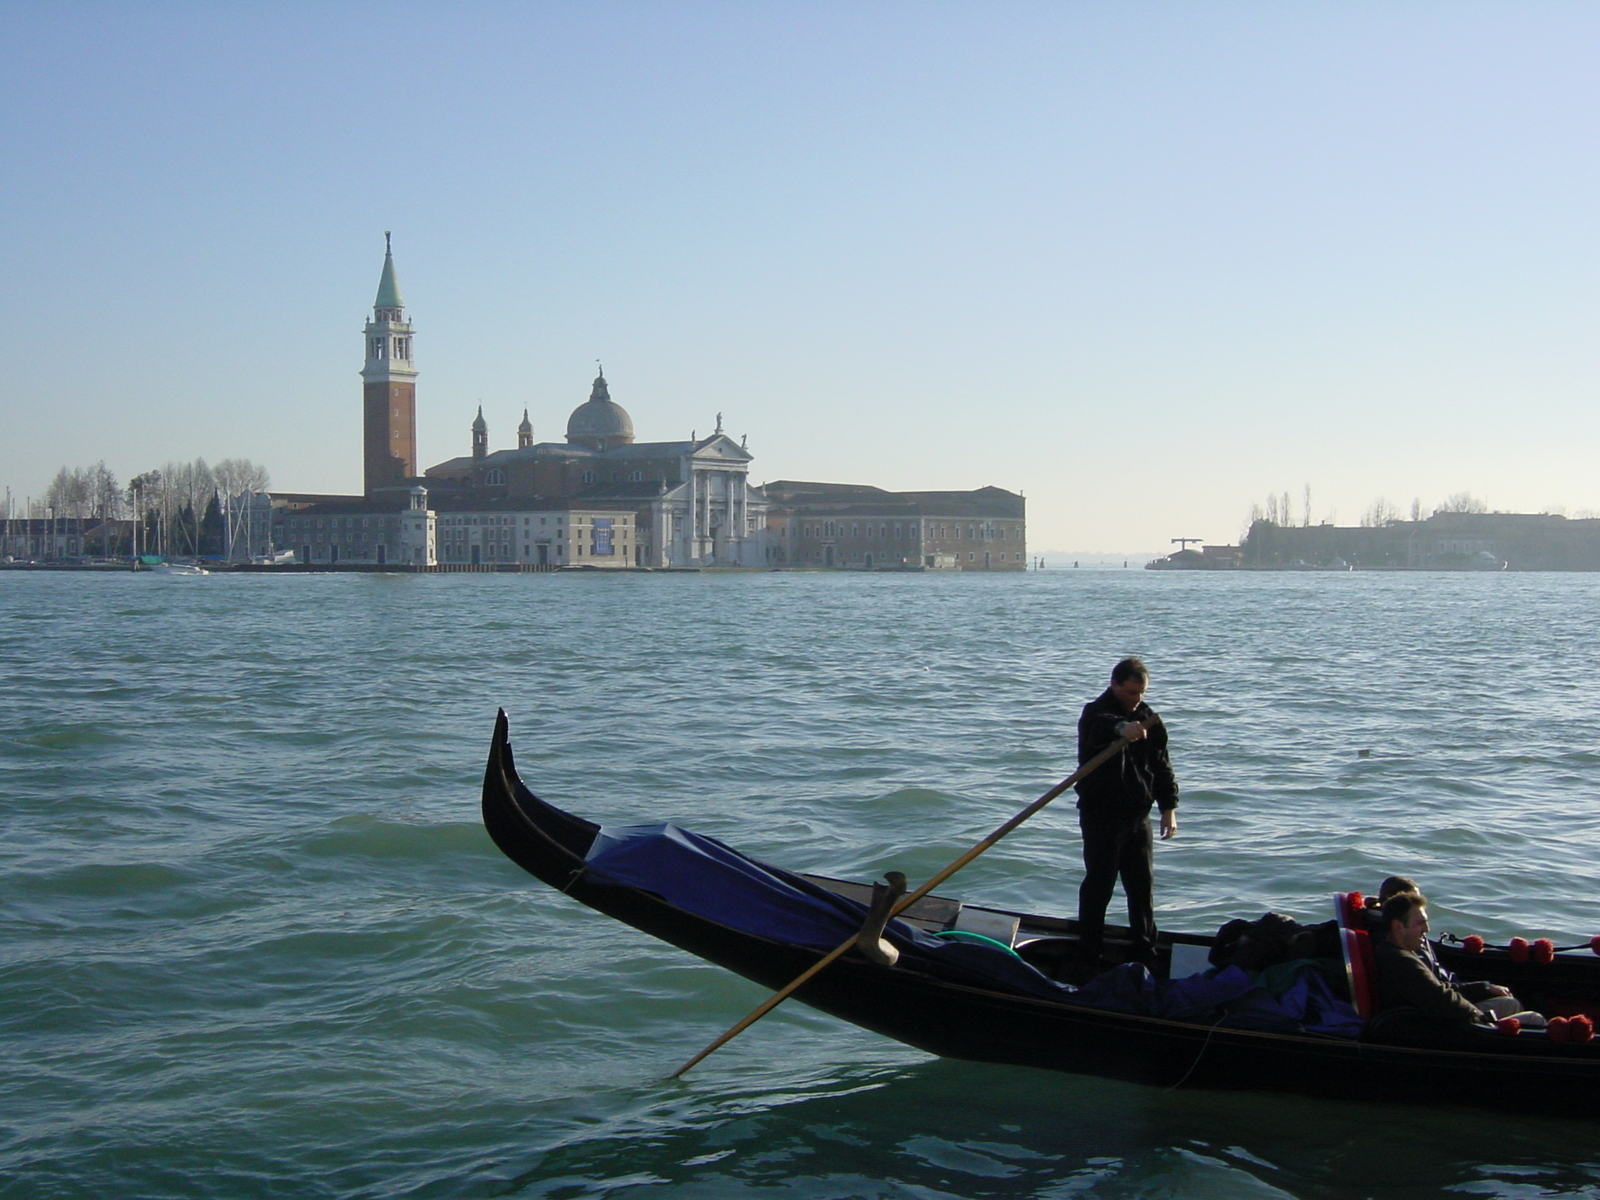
361, 233, 418, 494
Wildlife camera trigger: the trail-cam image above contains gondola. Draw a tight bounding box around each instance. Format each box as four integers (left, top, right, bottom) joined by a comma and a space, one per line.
481, 711, 1600, 1111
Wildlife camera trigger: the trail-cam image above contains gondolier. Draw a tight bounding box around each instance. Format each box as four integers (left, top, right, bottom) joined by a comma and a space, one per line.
1074, 657, 1178, 964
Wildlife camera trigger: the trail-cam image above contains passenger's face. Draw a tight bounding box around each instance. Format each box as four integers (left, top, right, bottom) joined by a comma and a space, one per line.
1394, 906, 1429, 953
1109, 676, 1146, 713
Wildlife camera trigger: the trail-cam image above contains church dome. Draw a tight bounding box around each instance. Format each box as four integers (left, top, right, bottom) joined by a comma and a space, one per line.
565, 369, 635, 449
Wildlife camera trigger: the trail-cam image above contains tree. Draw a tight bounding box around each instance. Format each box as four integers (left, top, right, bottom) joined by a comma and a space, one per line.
128, 471, 163, 558
1436, 492, 1488, 514
1360, 497, 1401, 528
212, 458, 271, 560
44, 466, 90, 519
161, 459, 216, 556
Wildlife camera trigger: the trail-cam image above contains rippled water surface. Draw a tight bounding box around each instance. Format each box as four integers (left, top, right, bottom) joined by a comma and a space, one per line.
5, 568, 1600, 1199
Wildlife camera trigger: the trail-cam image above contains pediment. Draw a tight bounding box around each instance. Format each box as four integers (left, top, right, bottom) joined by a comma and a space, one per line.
691, 434, 752, 463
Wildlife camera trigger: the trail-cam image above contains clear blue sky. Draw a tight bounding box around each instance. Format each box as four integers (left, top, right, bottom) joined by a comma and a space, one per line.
3, 1, 1596, 554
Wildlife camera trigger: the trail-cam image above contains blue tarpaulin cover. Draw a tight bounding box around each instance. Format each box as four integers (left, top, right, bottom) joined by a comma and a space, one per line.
582, 821, 1360, 1033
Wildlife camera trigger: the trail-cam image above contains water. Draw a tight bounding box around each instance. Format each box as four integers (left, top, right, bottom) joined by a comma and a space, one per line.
4, 568, 1600, 1199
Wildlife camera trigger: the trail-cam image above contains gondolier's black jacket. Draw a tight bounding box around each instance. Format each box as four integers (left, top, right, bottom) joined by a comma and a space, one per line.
1074, 689, 1179, 819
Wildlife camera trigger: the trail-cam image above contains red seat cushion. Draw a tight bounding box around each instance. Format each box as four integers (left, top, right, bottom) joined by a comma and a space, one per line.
1342, 926, 1377, 1020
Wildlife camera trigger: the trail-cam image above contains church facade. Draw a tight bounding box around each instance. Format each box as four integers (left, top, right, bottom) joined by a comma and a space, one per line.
267, 238, 1021, 571
425, 374, 767, 568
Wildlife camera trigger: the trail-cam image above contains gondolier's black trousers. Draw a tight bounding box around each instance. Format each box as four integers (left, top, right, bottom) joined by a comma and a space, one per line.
1076, 809, 1156, 959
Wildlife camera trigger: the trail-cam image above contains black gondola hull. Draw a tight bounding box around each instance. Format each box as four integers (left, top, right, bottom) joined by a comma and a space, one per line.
482, 711, 1600, 1111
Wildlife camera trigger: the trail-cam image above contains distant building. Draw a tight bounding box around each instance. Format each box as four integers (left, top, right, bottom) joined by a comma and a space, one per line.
763, 481, 1026, 570
424, 376, 766, 568
1, 516, 91, 561
1241, 512, 1600, 570
266, 238, 1021, 571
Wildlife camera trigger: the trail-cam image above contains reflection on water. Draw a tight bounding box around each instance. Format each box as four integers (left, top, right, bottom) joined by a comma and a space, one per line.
3, 570, 1600, 1198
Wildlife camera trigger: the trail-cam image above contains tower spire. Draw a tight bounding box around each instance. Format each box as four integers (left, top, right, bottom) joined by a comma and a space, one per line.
361, 234, 418, 494
374, 233, 404, 311
472, 404, 488, 460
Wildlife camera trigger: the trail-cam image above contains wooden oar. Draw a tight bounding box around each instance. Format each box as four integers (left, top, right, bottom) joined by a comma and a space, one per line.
670, 724, 1145, 1078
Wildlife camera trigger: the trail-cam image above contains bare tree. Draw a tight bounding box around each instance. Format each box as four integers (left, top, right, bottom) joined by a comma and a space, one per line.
1436, 492, 1488, 514
212, 458, 272, 560
1360, 497, 1401, 528
128, 471, 163, 558
160, 459, 216, 556
86, 462, 122, 554
44, 466, 91, 519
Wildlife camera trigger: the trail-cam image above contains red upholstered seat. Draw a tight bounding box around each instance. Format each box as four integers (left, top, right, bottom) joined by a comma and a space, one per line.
1342, 927, 1377, 1020
1333, 892, 1377, 1020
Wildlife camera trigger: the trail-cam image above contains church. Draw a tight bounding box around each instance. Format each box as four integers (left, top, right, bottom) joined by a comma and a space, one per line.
272, 238, 766, 569
269, 237, 1023, 570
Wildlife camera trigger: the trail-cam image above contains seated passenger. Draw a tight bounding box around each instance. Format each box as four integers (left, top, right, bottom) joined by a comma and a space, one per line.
1374, 891, 1545, 1029
1373, 878, 1543, 1025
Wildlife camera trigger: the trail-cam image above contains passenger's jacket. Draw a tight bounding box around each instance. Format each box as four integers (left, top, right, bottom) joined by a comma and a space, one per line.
1074, 689, 1178, 818
1373, 939, 1492, 1026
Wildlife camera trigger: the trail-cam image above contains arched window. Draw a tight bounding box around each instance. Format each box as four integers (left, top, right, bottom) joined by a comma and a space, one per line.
485, 470, 506, 486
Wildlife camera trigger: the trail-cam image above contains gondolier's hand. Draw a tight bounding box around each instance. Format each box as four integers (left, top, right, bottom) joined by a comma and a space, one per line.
1159, 808, 1177, 840
1115, 720, 1148, 742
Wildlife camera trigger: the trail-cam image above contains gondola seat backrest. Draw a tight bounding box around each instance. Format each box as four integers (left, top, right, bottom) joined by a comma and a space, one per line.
1333, 892, 1378, 1021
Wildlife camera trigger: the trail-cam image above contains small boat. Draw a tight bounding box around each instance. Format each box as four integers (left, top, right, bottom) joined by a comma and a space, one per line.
149, 561, 210, 576
482, 712, 1600, 1111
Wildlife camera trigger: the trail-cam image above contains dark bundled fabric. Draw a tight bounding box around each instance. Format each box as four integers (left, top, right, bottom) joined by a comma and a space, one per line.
584, 823, 898, 951
1210, 913, 1341, 971
582, 823, 1079, 1000
580, 823, 1363, 1034
1065, 963, 1361, 1036
1224, 961, 1364, 1037
1067, 963, 1256, 1020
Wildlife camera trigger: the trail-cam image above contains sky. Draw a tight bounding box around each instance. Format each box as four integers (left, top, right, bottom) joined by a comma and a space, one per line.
2, 1, 1597, 556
